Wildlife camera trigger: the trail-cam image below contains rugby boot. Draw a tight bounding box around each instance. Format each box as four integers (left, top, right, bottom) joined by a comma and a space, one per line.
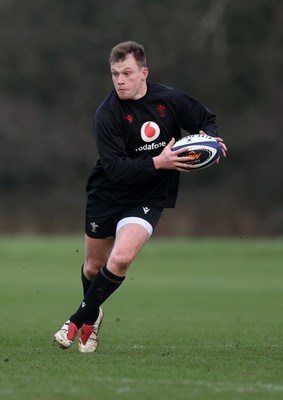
52, 320, 78, 349
78, 307, 104, 353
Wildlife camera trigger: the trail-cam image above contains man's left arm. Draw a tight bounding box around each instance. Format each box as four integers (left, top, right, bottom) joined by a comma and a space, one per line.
179, 94, 227, 158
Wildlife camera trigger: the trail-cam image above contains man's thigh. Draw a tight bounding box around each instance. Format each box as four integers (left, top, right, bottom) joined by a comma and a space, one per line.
107, 223, 150, 275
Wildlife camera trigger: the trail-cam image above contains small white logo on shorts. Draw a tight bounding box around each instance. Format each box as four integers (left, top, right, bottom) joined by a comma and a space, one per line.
81, 301, 86, 308
143, 207, 150, 214
90, 222, 98, 233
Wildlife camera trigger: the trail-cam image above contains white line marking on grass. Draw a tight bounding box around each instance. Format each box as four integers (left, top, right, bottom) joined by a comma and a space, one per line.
181, 380, 283, 394
93, 377, 283, 394
196, 344, 282, 349
116, 387, 132, 393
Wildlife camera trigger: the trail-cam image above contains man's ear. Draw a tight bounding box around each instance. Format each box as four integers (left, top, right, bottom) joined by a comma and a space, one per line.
142, 67, 149, 80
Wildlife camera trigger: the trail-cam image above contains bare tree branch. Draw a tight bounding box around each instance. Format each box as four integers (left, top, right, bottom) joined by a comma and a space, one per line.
191, 0, 231, 51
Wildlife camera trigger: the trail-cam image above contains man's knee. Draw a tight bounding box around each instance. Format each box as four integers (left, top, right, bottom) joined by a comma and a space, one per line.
84, 236, 114, 279
107, 251, 134, 275
83, 259, 103, 280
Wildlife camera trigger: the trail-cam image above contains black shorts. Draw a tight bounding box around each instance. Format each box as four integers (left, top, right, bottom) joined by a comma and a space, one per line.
85, 198, 163, 239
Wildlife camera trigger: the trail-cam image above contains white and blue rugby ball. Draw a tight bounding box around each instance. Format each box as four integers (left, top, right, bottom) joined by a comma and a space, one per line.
172, 134, 221, 170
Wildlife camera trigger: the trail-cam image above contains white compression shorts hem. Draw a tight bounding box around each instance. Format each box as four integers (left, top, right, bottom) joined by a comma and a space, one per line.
116, 217, 153, 237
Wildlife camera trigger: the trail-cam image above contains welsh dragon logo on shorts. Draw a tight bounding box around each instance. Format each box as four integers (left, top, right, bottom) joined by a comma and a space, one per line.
90, 222, 99, 233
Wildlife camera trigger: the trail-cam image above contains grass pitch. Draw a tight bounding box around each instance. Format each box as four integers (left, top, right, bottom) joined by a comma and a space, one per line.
0, 235, 283, 400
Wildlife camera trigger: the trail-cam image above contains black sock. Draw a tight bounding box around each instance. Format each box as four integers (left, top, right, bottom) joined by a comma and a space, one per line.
81, 264, 92, 296
70, 265, 125, 328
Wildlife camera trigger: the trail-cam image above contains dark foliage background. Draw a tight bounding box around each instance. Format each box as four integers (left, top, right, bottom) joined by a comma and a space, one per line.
1, 0, 282, 236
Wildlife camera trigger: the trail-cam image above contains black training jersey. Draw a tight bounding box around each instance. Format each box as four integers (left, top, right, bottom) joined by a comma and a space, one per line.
86, 81, 218, 208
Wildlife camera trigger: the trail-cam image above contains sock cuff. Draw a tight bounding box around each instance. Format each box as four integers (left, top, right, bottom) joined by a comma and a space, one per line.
101, 265, 125, 283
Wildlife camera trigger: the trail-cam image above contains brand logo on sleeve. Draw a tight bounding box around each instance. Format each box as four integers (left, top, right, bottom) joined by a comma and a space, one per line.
141, 121, 160, 142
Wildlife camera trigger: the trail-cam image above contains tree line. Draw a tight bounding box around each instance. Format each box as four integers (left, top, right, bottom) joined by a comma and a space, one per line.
1, 0, 282, 235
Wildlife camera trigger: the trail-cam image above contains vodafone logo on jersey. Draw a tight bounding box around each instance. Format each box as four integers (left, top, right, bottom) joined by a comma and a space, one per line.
141, 121, 160, 142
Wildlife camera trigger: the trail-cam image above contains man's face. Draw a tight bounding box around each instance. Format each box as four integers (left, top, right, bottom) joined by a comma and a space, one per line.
110, 54, 148, 100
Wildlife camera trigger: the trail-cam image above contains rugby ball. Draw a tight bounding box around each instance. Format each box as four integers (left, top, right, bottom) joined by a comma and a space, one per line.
172, 134, 221, 170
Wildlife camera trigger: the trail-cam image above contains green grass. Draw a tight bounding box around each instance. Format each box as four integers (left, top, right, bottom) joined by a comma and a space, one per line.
0, 235, 283, 400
